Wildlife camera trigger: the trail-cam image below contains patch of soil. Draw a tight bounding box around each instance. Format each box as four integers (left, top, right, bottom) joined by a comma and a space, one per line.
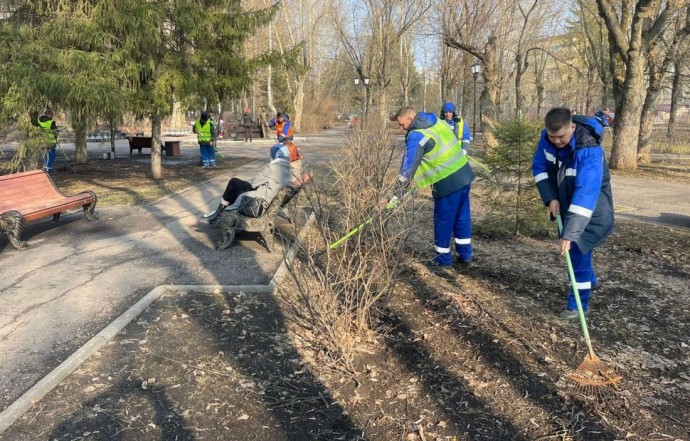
3, 197, 689, 440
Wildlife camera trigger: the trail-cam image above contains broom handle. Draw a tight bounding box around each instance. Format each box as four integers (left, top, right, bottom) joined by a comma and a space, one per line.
557, 215, 596, 359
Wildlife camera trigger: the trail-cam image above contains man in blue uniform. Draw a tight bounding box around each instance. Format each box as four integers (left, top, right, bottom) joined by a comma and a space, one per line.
440, 102, 471, 153
532, 108, 614, 320
394, 107, 475, 268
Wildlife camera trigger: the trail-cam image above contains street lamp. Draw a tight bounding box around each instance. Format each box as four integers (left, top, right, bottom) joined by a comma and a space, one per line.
471, 62, 482, 140
354, 77, 369, 117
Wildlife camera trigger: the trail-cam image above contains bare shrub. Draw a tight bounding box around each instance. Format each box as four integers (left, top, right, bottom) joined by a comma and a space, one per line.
300, 97, 336, 133
278, 120, 415, 372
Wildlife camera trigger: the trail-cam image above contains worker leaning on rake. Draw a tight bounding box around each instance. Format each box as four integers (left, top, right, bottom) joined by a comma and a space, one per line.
532, 108, 615, 320
392, 106, 476, 268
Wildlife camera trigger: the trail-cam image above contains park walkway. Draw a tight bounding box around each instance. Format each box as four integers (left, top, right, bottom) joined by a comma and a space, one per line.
1, 125, 688, 416
0, 128, 345, 412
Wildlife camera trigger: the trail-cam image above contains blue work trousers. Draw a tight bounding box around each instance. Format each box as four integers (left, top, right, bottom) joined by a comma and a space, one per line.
433, 184, 472, 265
566, 242, 598, 310
200, 143, 216, 167
43, 146, 56, 173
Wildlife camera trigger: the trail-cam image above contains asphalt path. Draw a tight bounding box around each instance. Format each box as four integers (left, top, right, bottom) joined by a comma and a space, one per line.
0, 127, 348, 411
1, 126, 688, 413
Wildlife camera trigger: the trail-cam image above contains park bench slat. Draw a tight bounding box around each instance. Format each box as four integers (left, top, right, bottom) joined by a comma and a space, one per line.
0, 170, 99, 252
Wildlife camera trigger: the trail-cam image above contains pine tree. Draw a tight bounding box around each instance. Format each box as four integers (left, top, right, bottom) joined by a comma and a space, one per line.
480, 117, 550, 237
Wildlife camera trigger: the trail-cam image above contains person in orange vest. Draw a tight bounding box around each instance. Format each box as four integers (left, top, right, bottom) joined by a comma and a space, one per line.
268, 112, 294, 142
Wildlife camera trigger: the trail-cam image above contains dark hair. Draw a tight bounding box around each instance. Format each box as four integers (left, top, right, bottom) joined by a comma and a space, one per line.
200, 112, 209, 120
394, 106, 416, 120
544, 108, 572, 132
276, 112, 284, 118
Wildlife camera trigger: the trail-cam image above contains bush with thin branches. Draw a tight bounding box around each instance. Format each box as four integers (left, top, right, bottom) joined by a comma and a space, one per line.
278, 118, 414, 372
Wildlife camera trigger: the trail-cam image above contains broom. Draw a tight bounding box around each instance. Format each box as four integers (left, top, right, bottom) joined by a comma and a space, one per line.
556, 215, 621, 395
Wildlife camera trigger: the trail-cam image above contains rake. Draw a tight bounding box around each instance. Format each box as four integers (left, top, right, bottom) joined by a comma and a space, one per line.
556, 215, 621, 396
330, 193, 411, 249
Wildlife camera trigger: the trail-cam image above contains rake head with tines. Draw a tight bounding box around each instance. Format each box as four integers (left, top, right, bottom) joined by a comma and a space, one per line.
556, 215, 622, 397
566, 353, 622, 398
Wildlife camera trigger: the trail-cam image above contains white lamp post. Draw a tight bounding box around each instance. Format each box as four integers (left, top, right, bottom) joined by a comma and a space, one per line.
471, 62, 483, 139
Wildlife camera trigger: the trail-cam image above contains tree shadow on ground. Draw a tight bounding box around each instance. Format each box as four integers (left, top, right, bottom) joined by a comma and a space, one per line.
399, 263, 620, 440
376, 302, 532, 441
45, 379, 196, 441
177, 290, 366, 440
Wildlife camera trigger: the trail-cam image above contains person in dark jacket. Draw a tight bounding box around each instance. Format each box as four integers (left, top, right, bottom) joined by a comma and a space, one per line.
33, 109, 59, 173
242, 108, 253, 142
202, 146, 297, 223
393, 107, 476, 268
532, 108, 614, 320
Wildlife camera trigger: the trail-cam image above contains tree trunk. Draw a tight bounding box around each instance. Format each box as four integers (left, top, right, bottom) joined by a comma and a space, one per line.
73, 114, 88, 165
151, 114, 162, 180
515, 52, 524, 117
610, 53, 645, 170
637, 68, 665, 163
667, 60, 682, 138
267, 23, 276, 115
483, 36, 500, 121
379, 86, 388, 123
292, 75, 305, 132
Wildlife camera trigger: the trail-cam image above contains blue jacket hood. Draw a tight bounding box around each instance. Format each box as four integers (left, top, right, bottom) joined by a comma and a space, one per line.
441, 102, 456, 114
409, 112, 437, 132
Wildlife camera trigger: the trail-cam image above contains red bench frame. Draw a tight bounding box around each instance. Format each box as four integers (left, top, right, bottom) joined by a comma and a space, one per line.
0, 170, 98, 251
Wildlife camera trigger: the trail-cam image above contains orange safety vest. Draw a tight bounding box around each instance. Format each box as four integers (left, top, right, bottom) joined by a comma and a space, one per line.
276, 120, 294, 140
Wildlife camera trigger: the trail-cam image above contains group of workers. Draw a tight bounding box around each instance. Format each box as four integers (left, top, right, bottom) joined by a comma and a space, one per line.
33, 103, 613, 320
393, 103, 613, 320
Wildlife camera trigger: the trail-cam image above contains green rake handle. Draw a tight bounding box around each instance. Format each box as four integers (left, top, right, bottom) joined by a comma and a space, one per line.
213, 140, 225, 158
467, 154, 491, 174
55, 142, 70, 161
330, 196, 405, 250
557, 214, 596, 359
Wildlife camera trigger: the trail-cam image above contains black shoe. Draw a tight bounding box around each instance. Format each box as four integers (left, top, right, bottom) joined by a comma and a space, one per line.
203, 203, 226, 223
425, 261, 453, 275
454, 256, 473, 266
559, 308, 589, 320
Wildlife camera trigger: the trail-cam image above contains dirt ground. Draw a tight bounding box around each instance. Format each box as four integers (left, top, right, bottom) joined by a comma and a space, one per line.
3, 182, 689, 440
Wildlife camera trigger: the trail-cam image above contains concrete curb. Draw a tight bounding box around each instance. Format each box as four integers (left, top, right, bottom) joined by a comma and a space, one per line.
270, 211, 317, 288
0, 211, 318, 434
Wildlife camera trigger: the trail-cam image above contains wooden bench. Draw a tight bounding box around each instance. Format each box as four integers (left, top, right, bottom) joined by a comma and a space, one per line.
128, 136, 154, 155
0, 170, 98, 252
216, 173, 312, 252
278, 172, 312, 224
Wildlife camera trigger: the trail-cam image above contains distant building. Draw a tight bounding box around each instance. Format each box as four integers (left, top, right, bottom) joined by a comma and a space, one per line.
656, 103, 690, 121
